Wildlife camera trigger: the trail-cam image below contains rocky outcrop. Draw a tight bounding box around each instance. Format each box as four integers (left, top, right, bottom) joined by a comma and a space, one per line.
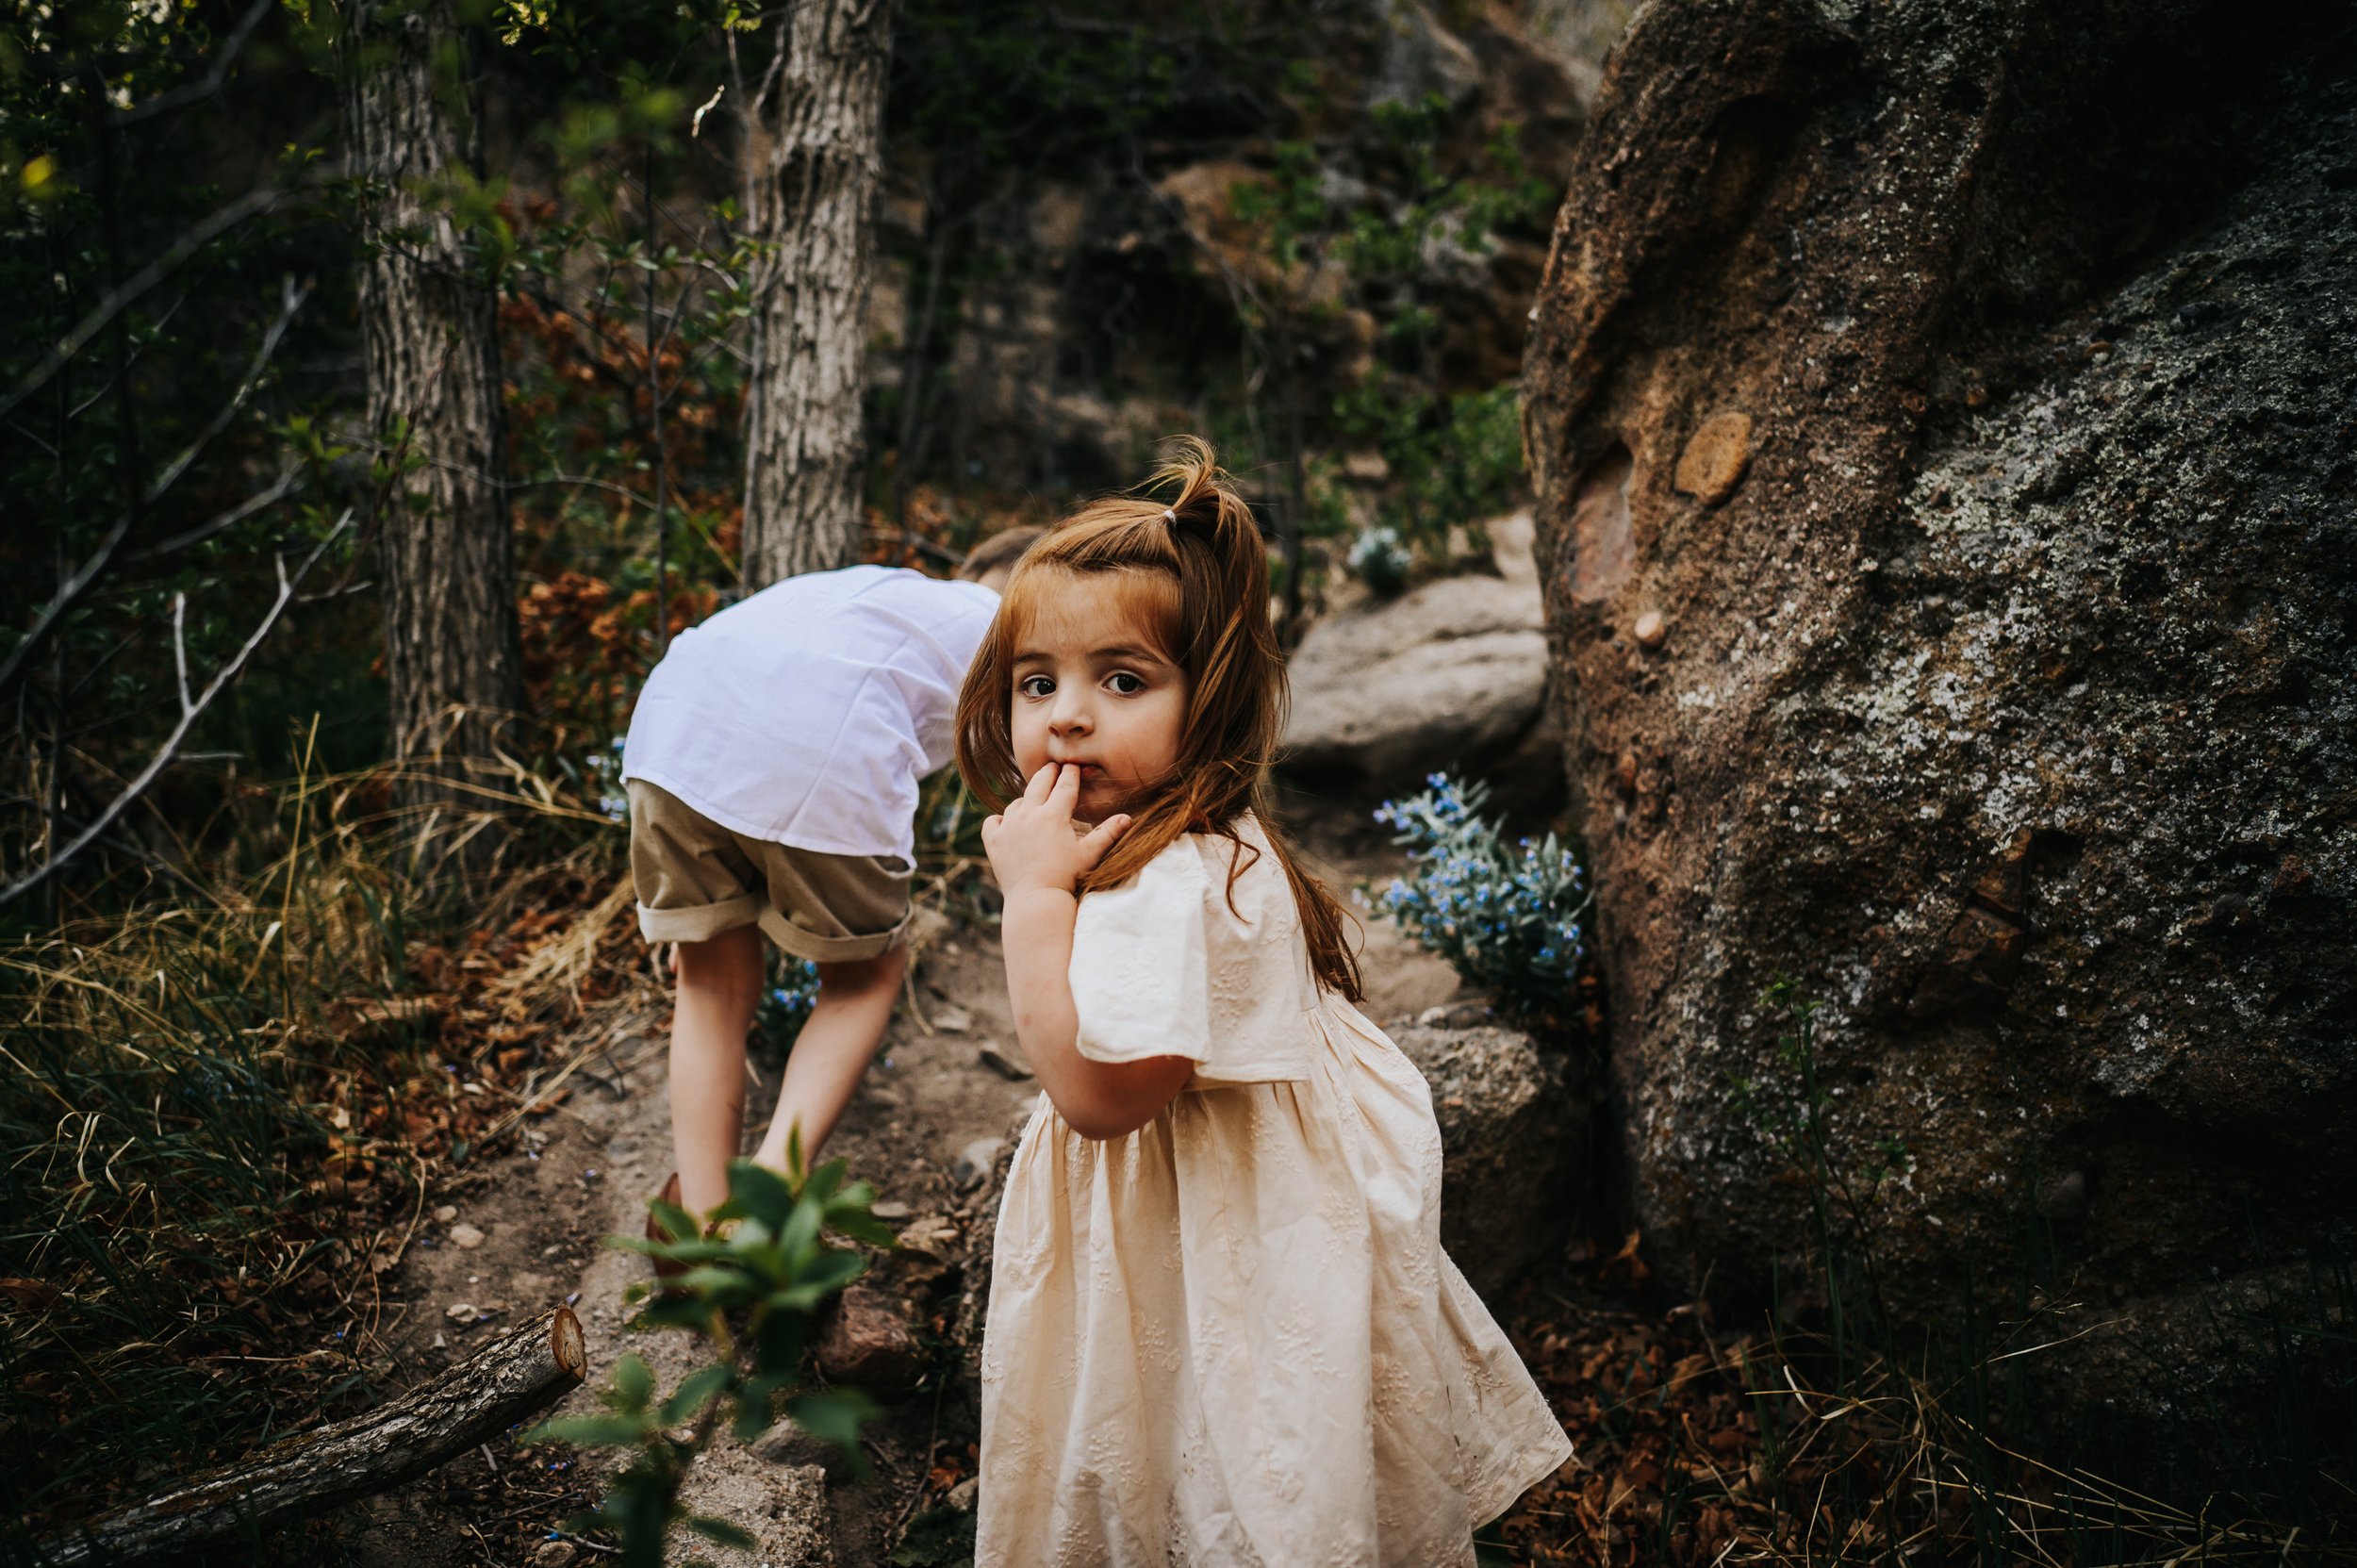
1281, 515, 1564, 800
1522, 0, 2356, 1466
872, 6, 1593, 496
1392, 1022, 1588, 1297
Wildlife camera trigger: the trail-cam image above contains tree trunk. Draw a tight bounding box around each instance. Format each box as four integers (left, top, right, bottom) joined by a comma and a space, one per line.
740, 0, 897, 588
45, 1308, 586, 1564
1522, 0, 2354, 1467
341, 0, 524, 798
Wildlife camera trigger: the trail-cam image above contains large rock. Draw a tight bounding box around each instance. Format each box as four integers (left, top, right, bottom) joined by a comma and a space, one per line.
1522, 0, 2356, 1470
1392, 1023, 1588, 1297
1282, 569, 1556, 795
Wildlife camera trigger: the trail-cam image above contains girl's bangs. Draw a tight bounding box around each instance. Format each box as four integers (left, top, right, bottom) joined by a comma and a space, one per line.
997, 561, 1185, 667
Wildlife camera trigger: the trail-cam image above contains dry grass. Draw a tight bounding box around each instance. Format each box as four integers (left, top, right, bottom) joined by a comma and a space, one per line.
0, 753, 630, 1547
1496, 1272, 2354, 1567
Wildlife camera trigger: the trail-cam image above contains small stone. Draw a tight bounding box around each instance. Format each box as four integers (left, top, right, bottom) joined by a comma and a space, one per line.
1673, 411, 1754, 505
870, 1199, 914, 1220
532, 1540, 578, 1566
1615, 751, 1640, 796
953, 1136, 1006, 1191
947, 1477, 981, 1511
933, 1004, 973, 1033
978, 1040, 1033, 1081
812, 1284, 924, 1400
432, 1205, 459, 1225
449, 1223, 486, 1250
446, 1302, 478, 1323
1633, 609, 1666, 647
897, 1214, 961, 1258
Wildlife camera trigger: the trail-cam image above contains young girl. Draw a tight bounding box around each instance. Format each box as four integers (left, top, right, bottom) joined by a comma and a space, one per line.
955, 440, 1571, 1566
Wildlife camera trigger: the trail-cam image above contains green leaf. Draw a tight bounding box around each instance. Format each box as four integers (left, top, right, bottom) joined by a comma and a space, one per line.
801, 1157, 847, 1205
523, 1412, 651, 1448
659, 1362, 735, 1425
827, 1210, 898, 1248
786, 1389, 878, 1475
727, 1158, 795, 1230
796, 1248, 865, 1295
646, 1197, 701, 1246
685, 1515, 760, 1550
613, 1352, 654, 1411
778, 1192, 823, 1262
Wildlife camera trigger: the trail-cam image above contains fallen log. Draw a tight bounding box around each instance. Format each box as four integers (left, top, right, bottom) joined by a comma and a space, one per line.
44, 1305, 587, 1565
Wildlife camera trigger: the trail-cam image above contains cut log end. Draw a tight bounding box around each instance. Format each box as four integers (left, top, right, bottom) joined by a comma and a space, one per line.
550, 1302, 586, 1379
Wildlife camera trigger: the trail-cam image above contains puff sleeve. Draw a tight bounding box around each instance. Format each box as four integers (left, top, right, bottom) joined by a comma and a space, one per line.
1066, 823, 1321, 1085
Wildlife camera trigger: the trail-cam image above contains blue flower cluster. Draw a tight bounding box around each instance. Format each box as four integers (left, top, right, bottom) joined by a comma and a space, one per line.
756, 956, 822, 1049
1372, 770, 1591, 1010
1348, 524, 1412, 595
583, 734, 628, 823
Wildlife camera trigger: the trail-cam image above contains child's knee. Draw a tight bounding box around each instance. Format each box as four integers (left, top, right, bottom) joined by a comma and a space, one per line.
674, 925, 766, 1000
816, 944, 905, 999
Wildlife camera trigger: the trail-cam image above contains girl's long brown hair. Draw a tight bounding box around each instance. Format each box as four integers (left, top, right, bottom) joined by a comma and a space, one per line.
954, 438, 1363, 1002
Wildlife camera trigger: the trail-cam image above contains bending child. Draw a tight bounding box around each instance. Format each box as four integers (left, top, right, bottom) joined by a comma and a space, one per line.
956, 440, 1570, 1565
621, 529, 1038, 1230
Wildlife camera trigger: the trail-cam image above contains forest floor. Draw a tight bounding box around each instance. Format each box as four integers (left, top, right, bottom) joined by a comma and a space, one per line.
321, 810, 1599, 1567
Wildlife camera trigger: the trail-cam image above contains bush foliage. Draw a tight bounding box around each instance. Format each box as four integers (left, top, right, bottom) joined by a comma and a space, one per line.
1372, 770, 1591, 1021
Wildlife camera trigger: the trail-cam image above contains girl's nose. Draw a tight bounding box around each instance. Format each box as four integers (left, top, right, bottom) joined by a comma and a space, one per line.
1048, 690, 1091, 734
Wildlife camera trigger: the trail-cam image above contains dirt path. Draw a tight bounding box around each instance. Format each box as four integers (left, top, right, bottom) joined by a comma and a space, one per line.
347, 821, 1459, 1565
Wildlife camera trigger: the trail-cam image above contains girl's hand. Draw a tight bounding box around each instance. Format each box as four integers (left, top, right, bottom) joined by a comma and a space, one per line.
983, 763, 1132, 898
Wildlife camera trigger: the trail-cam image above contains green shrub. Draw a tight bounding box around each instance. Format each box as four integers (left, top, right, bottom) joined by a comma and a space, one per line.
1370, 771, 1591, 1018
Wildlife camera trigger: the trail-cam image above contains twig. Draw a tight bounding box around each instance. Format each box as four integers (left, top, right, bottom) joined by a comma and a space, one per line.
131, 464, 304, 560
107, 0, 276, 128
0, 184, 288, 421
0, 515, 350, 908
0, 276, 312, 696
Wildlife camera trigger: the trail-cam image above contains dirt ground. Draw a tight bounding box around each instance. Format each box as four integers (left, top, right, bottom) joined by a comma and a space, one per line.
329, 814, 1473, 1566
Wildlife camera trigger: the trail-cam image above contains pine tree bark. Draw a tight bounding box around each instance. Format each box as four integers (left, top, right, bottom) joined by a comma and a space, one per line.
341, 0, 523, 799
740, 0, 897, 588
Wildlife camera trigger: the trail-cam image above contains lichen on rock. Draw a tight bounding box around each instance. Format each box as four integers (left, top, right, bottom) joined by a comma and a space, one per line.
1521, 0, 2356, 1468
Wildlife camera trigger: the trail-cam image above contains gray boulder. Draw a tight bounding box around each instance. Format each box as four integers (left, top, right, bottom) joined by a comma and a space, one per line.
1282, 570, 1555, 795
1391, 1023, 1587, 1298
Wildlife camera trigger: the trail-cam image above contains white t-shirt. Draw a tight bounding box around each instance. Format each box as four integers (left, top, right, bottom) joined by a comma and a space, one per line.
621, 565, 999, 862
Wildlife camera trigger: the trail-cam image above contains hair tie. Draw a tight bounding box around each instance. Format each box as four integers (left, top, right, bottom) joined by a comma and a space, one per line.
1163, 508, 1178, 525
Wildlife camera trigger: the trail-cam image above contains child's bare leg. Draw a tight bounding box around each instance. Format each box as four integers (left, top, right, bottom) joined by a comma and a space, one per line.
751, 945, 907, 1170
669, 925, 766, 1217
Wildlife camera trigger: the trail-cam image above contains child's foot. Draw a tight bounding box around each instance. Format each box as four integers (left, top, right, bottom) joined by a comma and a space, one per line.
646, 1171, 688, 1279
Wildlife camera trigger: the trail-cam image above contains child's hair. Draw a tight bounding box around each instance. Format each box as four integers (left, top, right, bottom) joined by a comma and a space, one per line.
954, 438, 1362, 1002
955, 525, 1046, 583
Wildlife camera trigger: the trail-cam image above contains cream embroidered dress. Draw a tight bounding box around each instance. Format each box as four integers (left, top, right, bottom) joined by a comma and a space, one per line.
976, 815, 1572, 1568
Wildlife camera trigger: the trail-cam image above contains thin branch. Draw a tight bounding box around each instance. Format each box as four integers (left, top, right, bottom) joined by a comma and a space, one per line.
171, 594, 192, 715
130, 464, 304, 560
0, 184, 288, 421
0, 276, 311, 696
0, 514, 352, 910
107, 0, 277, 128
144, 275, 313, 506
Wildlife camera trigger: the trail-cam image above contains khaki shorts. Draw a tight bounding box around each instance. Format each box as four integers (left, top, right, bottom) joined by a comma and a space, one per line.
626, 780, 912, 963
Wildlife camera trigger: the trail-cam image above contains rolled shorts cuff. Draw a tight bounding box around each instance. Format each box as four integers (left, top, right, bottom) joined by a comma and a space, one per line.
757, 907, 910, 965
637, 896, 762, 945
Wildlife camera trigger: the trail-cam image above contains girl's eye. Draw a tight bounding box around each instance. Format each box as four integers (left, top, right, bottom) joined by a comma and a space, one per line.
1107, 672, 1145, 695
1017, 675, 1054, 699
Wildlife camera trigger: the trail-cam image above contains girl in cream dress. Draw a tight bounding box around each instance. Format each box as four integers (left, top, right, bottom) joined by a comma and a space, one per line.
955, 442, 1571, 1567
